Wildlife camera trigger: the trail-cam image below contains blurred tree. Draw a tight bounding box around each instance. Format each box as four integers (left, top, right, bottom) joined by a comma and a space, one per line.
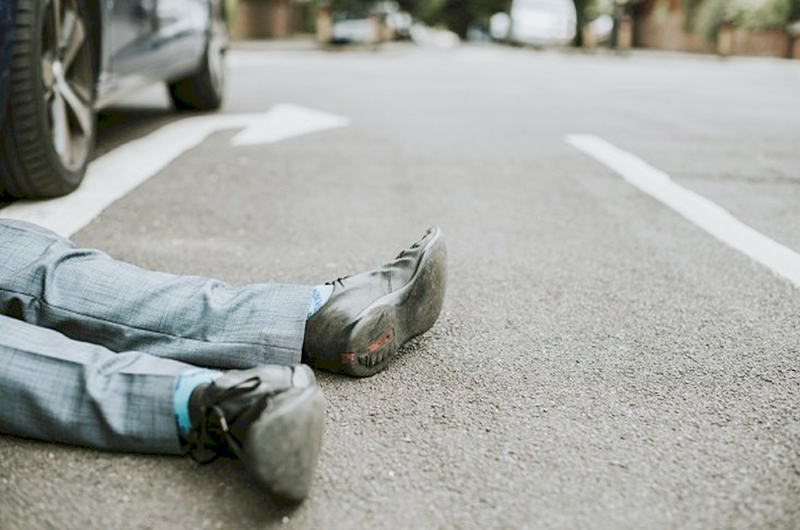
396, 0, 449, 24
328, 0, 372, 16
727, 0, 795, 30
691, 0, 727, 40
438, 0, 509, 36
682, 0, 704, 30
689, 0, 797, 41
573, 0, 589, 44
573, 0, 603, 45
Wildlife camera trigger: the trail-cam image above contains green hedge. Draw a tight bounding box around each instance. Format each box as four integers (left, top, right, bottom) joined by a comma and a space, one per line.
686, 0, 798, 41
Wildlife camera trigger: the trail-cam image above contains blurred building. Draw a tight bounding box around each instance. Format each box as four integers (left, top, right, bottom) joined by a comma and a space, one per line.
231, 0, 314, 39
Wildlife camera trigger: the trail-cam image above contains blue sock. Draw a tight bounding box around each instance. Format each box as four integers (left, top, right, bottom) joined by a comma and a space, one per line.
174, 369, 222, 438
307, 284, 334, 318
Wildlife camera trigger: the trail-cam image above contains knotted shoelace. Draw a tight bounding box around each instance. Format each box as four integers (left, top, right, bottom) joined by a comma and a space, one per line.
186, 376, 262, 463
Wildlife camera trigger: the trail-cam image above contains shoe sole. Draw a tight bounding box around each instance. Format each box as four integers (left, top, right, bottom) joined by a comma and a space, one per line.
340, 228, 448, 377
242, 383, 326, 503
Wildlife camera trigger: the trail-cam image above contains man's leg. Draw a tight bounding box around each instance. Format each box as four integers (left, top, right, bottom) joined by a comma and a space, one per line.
0, 218, 449, 378
0, 314, 187, 453
0, 219, 313, 369
0, 314, 325, 502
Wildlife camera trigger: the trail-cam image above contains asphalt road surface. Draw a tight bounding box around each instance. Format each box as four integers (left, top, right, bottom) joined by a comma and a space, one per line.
1, 43, 799, 529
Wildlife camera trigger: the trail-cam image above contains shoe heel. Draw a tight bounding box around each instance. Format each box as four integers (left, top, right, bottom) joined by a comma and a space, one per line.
243, 385, 326, 503
399, 234, 447, 338
342, 306, 398, 378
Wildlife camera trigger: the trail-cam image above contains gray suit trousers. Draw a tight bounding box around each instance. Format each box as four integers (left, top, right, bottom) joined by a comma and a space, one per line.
0, 219, 313, 454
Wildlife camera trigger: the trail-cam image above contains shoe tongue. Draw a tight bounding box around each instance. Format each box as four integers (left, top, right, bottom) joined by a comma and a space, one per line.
387, 255, 417, 290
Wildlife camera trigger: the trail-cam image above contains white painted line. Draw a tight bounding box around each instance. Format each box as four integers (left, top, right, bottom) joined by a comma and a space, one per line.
231, 104, 350, 146
1, 105, 350, 238
566, 134, 800, 289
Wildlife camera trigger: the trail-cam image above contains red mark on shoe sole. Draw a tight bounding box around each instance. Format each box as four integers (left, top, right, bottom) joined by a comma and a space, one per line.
341, 329, 395, 364
368, 329, 395, 353
341, 352, 356, 363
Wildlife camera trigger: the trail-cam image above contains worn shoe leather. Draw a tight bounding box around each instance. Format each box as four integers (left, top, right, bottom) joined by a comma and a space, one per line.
303, 226, 447, 377
187, 364, 325, 503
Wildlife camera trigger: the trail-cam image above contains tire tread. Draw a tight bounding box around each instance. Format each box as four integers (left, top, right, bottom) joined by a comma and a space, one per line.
0, 0, 94, 198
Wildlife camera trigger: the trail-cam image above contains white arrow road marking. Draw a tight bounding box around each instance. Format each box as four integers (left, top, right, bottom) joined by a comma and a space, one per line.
566, 134, 800, 289
1, 105, 350, 238
231, 104, 351, 146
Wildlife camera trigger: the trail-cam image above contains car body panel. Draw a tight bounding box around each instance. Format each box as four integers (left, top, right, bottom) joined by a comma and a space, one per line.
96, 0, 208, 108
1, 0, 211, 115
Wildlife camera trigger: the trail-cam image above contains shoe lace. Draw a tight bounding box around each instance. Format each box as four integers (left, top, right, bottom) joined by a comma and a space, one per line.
329, 276, 348, 287
186, 376, 261, 464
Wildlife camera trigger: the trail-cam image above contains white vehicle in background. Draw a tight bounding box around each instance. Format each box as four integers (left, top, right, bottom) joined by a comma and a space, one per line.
492, 0, 577, 47
331, 1, 413, 44
331, 14, 374, 44
490, 12, 512, 41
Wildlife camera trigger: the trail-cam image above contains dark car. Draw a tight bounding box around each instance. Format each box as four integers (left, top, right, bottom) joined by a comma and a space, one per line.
0, 0, 227, 199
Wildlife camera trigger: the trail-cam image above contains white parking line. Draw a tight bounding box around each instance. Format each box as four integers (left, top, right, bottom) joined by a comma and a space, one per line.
231, 104, 350, 146
0, 105, 350, 238
566, 134, 800, 289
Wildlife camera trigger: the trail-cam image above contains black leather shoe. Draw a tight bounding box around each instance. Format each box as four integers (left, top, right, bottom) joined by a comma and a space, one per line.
187, 365, 325, 503
303, 226, 447, 377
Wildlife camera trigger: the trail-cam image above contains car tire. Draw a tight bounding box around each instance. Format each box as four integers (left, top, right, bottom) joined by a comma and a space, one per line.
0, 0, 95, 199
168, 0, 227, 111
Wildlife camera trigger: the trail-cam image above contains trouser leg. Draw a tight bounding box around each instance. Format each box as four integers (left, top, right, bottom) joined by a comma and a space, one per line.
0, 219, 314, 369
0, 314, 189, 454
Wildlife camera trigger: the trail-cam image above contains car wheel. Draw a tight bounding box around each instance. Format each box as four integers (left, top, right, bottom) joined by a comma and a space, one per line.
0, 0, 95, 199
168, 0, 227, 111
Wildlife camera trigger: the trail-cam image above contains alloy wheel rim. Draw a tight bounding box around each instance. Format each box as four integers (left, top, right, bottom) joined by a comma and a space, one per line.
41, 0, 93, 172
